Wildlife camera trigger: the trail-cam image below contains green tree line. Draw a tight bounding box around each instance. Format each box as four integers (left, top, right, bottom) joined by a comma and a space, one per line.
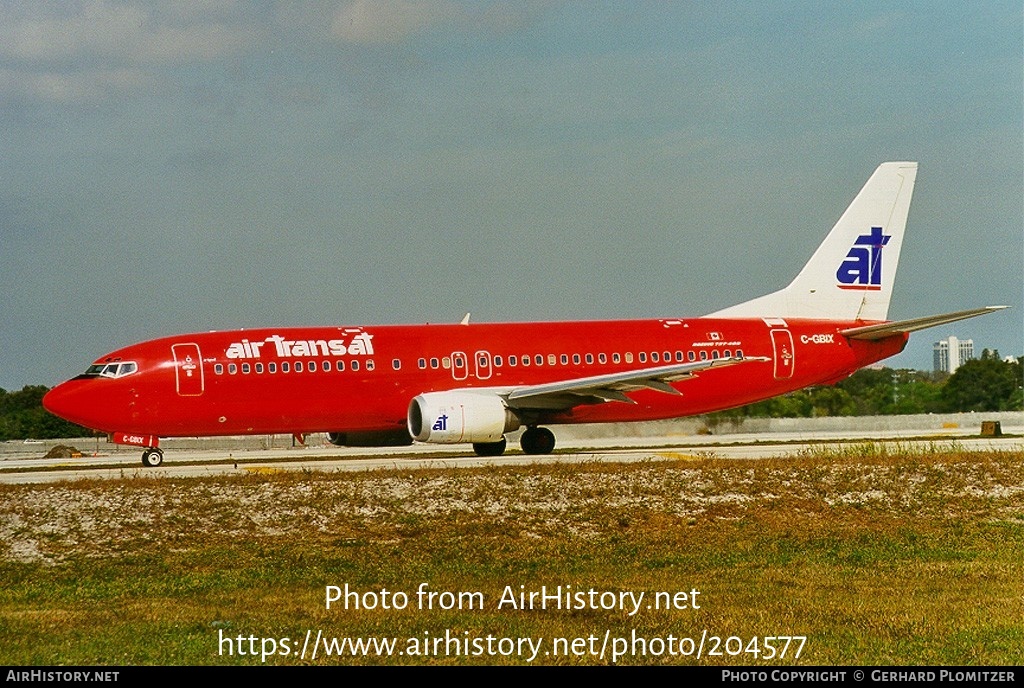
1, 354, 1020, 441
708, 351, 1022, 423
0, 386, 92, 441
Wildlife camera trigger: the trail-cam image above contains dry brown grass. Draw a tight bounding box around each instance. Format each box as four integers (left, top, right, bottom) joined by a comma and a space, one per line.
0, 446, 1021, 665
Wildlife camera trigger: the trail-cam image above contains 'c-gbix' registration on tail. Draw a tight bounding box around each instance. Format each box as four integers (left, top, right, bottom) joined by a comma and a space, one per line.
43, 162, 1006, 466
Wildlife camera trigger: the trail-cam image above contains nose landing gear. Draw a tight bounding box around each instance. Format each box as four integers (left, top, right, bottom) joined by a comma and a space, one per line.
141, 447, 164, 467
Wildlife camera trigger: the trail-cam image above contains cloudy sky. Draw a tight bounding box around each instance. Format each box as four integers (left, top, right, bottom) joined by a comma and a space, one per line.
1, 1, 1021, 390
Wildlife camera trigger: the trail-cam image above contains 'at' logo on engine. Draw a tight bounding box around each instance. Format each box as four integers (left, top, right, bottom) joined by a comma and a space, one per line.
836, 226, 889, 291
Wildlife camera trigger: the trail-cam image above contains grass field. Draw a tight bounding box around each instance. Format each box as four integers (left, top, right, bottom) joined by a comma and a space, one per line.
1, 444, 1022, 665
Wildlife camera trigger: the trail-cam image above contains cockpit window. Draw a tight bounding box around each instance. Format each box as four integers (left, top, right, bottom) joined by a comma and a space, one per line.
83, 362, 138, 378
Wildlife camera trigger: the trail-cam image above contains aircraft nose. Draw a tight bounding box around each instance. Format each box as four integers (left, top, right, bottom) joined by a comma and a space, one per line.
42, 383, 71, 418
43, 380, 106, 431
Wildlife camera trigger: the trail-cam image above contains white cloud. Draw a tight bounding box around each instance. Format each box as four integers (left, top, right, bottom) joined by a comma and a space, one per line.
0, 66, 151, 102
0, 1, 259, 64
327, 0, 555, 44
330, 0, 460, 44
0, 2, 261, 103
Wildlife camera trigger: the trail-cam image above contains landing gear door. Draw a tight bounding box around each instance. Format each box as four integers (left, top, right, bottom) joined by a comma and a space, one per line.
172, 343, 205, 396
770, 329, 795, 379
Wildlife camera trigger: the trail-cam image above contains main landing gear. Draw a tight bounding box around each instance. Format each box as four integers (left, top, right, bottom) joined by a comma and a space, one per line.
520, 426, 556, 455
141, 447, 164, 467
472, 426, 556, 457
472, 437, 506, 457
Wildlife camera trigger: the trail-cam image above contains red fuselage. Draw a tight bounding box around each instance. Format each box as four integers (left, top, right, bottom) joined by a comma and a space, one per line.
43, 317, 906, 439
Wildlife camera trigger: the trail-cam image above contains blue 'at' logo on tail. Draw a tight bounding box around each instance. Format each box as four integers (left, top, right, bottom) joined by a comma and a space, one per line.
836, 226, 890, 291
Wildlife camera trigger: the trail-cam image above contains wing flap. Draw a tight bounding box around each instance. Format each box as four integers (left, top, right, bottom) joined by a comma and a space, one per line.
505, 355, 769, 410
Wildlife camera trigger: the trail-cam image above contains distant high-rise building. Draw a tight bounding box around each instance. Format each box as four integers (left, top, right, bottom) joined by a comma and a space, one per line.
933, 336, 975, 373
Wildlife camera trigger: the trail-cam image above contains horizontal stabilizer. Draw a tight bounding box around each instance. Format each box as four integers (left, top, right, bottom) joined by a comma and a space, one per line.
840, 306, 1008, 340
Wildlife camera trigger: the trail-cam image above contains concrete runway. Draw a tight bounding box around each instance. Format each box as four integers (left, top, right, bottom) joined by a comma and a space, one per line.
2, 424, 1020, 484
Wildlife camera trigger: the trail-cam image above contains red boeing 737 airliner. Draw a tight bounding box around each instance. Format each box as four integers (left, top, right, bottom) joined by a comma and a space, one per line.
43, 163, 1005, 466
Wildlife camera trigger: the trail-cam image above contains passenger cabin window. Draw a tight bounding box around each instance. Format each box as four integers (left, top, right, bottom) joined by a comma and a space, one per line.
351, 360, 360, 371
336, 361, 345, 371
366, 360, 375, 371
392, 359, 401, 370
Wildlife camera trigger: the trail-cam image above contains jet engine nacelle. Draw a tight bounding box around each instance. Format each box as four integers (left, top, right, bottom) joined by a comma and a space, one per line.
407, 391, 521, 443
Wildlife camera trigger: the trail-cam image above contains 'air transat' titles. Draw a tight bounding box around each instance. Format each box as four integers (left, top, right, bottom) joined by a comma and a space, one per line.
224, 329, 374, 359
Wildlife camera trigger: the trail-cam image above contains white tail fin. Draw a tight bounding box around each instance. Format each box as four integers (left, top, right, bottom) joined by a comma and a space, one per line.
707, 162, 918, 322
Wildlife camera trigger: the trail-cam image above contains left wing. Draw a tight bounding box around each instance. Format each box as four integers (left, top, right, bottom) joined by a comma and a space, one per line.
504, 355, 770, 410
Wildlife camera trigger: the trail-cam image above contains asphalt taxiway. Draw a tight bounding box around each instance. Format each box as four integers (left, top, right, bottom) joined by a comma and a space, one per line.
2, 419, 1020, 484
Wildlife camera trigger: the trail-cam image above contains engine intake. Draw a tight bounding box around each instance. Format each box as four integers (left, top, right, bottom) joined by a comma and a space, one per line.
408, 391, 520, 443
